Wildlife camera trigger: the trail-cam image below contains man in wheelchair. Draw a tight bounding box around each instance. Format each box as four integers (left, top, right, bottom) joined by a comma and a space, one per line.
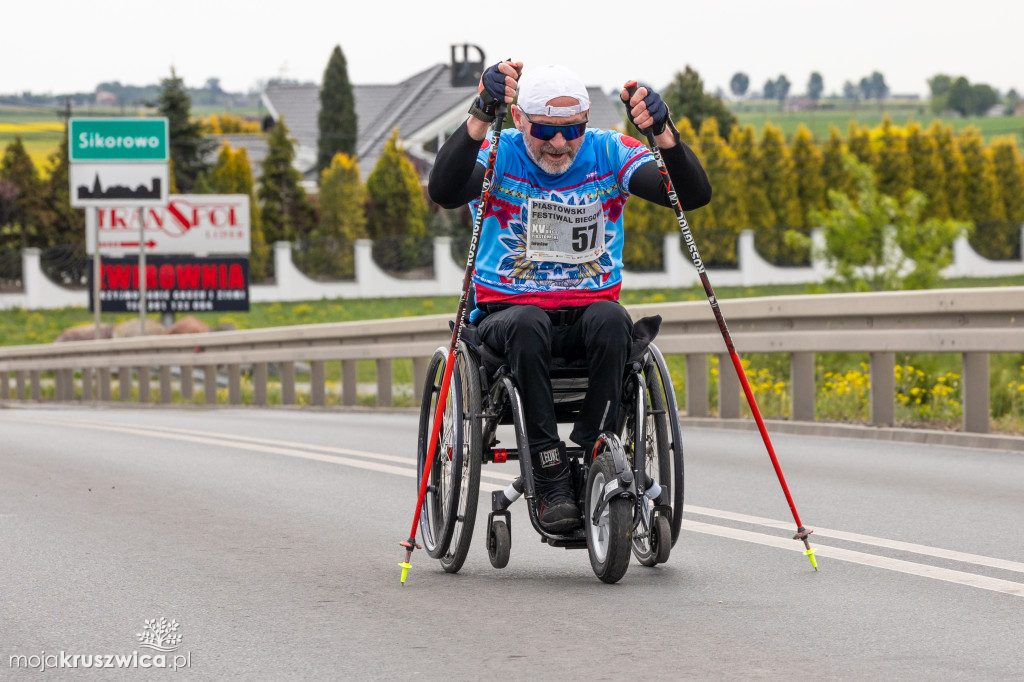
428, 61, 711, 532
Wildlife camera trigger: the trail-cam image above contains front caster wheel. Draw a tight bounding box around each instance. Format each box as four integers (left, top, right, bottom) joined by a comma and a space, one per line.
488, 518, 511, 569
585, 449, 632, 584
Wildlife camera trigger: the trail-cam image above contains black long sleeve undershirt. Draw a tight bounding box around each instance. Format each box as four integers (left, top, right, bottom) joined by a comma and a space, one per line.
427, 120, 712, 210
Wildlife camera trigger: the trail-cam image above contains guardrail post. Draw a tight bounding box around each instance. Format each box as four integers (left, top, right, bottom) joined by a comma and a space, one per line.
203, 365, 218, 404
310, 360, 325, 406
30, 370, 40, 401
139, 367, 151, 403
16, 370, 26, 400
98, 367, 111, 401
2, 370, 10, 401
159, 366, 172, 404
228, 364, 242, 405
118, 367, 131, 401
342, 360, 357, 406
717, 354, 739, 419
253, 363, 268, 405
82, 368, 93, 401
376, 359, 393, 407
181, 366, 193, 401
962, 352, 990, 433
413, 356, 429, 403
685, 354, 708, 417
54, 369, 66, 401
791, 352, 815, 421
870, 352, 895, 426
63, 369, 74, 400
281, 362, 296, 405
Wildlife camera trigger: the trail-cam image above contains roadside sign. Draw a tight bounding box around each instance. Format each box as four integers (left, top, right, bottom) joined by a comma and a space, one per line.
70, 163, 169, 207
69, 118, 169, 162
88, 255, 250, 313
85, 195, 252, 255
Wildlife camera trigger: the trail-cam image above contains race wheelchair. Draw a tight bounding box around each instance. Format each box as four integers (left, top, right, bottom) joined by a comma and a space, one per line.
415, 313, 684, 584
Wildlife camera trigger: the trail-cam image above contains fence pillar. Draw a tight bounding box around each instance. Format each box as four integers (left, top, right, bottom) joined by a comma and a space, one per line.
138, 367, 151, 403
310, 360, 325, 406
253, 363, 268, 406
1, 370, 10, 401
791, 352, 815, 421
159, 366, 172, 404
413, 356, 430, 404
342, 360, 357, 406
870, 352, 895, 426
962, 352, 990, 433
119, 367, 132, 401
718, 354, 740, 419
376, 359, 393, 407
204, 365, 218, 405
98, 367, 111, 401
685, 354, 708, 417
16, 370, 26, 400
281, 362, 295, 405
228, 364, 242, 405
82, 368, 93, 401
181, 366, 193, 401
29, 370, 40, 401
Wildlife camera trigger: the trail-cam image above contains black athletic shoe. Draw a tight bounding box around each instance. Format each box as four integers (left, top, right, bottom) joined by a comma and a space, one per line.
534, 444, 581, 532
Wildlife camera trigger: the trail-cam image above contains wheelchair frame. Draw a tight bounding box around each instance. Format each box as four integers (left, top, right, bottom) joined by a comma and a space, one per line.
415, 338, 684, 584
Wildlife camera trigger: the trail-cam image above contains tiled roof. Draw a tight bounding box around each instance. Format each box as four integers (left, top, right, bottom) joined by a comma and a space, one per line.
259, 64, 628, 182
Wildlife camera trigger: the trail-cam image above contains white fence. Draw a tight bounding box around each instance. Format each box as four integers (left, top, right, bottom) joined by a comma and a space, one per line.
3, 226, 1024, 310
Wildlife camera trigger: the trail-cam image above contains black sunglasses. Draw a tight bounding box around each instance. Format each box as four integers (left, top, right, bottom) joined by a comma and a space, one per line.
523, 114, 589, 142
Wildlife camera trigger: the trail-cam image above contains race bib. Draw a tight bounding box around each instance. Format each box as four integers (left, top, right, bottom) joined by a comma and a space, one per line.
525, 198, 605, 264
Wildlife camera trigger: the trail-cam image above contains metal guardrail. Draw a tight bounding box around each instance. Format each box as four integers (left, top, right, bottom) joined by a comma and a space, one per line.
2, 287, 1023, 438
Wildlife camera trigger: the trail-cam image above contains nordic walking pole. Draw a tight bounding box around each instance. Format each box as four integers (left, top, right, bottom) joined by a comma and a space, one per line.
399, 102, 508, 585
624, 83, 817, 569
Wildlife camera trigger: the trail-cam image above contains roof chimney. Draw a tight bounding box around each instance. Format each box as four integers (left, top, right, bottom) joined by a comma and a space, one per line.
450, 44, 485, 88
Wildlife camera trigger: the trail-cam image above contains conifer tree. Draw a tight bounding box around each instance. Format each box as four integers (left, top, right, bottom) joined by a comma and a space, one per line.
0, 137, 45, 249
366, 129, 426, 239
317, 45, 358, 175
697, 117, 748, 264
990, 136, 1024, 224
304, 153, 367, 277
209, 142, 269, 280
156, 69, 215, 193
731, 124, 775, 229
957, 126, 1005, 223
759, 123, 802, 227
821, 125, 853, 201
258, 118, 316, 244
790, 124, 825, 227
662, 66, 737, 140
847, 121, 878, 170
41, 133, 84, 247
873, 116, 913, 199
929, 122, 968, 220
905, 122, 949, 219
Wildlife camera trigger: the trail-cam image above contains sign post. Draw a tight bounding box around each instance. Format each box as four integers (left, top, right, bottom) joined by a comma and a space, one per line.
69, 118, 168, 337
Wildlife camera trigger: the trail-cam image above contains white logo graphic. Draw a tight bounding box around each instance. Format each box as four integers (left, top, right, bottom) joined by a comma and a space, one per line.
135, 618, 183, 652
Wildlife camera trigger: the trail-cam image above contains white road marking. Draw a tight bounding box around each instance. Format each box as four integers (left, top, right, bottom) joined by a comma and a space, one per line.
6, 413, 1023, 598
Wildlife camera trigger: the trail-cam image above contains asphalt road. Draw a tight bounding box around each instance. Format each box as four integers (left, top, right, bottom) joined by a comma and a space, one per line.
2, 405, 1022, 680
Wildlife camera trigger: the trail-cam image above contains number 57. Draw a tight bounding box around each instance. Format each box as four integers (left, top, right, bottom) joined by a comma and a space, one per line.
572, 224, 597, 251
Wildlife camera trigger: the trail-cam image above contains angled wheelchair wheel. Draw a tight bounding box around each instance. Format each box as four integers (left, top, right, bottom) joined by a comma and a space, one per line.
630, 343, 684, 563
586, 446, 632, 584
439, 343, 482, 574
416, 344, 480, 567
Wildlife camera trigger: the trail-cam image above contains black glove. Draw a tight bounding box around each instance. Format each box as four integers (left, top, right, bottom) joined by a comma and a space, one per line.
623, 82, 669, 135
469, 62, 507, 123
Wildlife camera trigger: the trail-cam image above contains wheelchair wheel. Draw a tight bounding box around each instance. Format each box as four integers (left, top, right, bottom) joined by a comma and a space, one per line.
487, 516, 511, 569
646, 344, 685, 548
585, 447, 632, 584
416, 344, 480, 568
439, 344, 482, 574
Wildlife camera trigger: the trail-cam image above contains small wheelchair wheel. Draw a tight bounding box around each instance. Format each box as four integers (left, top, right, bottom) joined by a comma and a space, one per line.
585, 447, 632, 584
487, 519, 511, 569
651, 514, 672, 566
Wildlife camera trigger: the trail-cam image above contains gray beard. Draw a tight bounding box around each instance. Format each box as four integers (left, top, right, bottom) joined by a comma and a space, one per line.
525, 140, 577, 175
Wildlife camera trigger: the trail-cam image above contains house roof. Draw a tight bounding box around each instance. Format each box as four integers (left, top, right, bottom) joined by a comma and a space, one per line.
257, 63, 626, 182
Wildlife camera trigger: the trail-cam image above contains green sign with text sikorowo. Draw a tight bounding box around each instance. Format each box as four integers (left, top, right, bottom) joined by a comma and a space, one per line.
69, 118, 169, 162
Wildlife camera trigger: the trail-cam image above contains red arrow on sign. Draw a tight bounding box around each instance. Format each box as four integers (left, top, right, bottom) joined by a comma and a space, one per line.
115, 240, 158, 248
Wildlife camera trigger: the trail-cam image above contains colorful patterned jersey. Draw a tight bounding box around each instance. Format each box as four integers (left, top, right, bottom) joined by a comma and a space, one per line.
469, 128, 652, 320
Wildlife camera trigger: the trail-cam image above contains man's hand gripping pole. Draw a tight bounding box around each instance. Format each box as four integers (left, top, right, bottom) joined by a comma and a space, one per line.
624, 82, 817, 570
399, 105, 508, 585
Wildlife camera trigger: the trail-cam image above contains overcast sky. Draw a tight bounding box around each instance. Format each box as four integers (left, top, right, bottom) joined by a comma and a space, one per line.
3, 1, 1021, 99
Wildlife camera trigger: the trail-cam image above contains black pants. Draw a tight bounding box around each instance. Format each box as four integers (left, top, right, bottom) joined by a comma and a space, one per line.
477, 300, 632, 453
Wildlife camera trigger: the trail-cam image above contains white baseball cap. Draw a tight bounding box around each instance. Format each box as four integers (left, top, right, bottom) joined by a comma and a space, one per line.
516, 65, 590, 117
